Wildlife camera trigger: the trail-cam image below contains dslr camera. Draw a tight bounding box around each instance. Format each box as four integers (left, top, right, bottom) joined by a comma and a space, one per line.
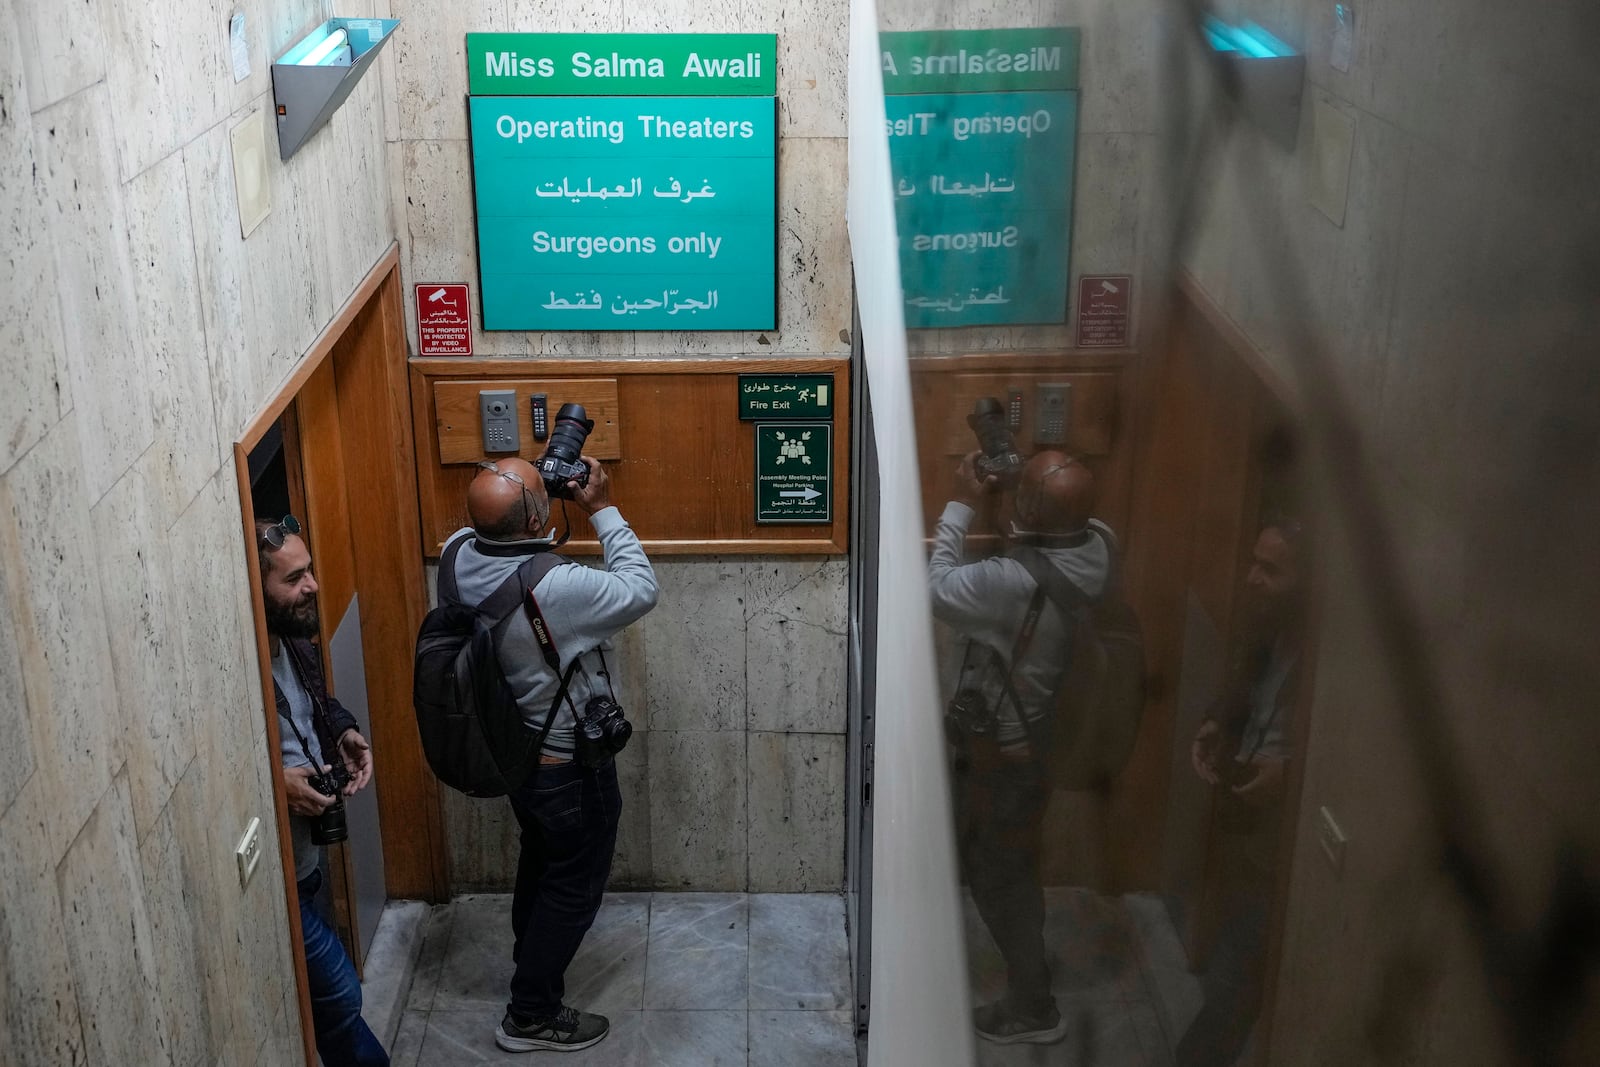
576, 695, 633, 768
307, 761, 351, 845
966, 397, 1025, 487
943, 687, 997, 743
537, 403, 595, 500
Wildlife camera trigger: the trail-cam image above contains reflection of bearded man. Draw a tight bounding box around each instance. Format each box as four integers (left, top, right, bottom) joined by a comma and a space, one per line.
265, 578, 320, 638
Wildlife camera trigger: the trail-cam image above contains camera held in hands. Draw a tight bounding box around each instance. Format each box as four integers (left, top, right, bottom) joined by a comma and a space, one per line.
307, 761, 351, 845
537, 403, 595, 499
575, 695, 632, 768
944, 687, 997, 745
966, 397, 1025, 487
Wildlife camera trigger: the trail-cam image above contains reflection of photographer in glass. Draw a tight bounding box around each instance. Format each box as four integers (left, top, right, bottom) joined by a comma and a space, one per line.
256, 516, 387, 1067
929, 447, 1114, 1046
1179, 521, 1307, 1067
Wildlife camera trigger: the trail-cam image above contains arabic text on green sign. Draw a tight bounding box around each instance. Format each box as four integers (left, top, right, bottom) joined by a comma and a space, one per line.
468, 33, 777, 95
755, 424, 833, 524
738, 375, 835, 420
470, 96, 776, 331
887, 90, 1077, 327
878, 27, 1080, 94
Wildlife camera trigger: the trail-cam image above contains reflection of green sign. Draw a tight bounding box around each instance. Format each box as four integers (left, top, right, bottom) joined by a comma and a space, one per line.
470, 96, 776, 330
738, 374, 834, 420
755, 423, 832, 524
886, 87, 1077, 327
467, 33, 777, 95
879, 28, 1080, 94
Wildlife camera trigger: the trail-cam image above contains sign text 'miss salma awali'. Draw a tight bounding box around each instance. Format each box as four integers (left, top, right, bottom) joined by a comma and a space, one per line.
880, 28, 1081, 328
468, 34, 777, 333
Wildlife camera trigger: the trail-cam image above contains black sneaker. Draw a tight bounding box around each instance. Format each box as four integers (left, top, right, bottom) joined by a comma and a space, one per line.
973, 997, 1068, 1045
494, 1006, 610, 1052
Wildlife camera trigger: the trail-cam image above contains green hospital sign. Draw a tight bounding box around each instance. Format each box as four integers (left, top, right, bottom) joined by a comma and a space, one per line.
881, 29, 1080, 328
755, 424, 832, 524
467, 34, 778, 332
468, 34, 776, 95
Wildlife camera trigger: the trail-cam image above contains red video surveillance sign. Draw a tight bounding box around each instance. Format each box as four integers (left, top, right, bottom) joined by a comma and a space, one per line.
1076, 275, 1131, 348
415, 284, 472, 356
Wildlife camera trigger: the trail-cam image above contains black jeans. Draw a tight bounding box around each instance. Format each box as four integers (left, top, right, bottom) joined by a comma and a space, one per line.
507, 759, 622, 1021
954, 749, 1053, 1011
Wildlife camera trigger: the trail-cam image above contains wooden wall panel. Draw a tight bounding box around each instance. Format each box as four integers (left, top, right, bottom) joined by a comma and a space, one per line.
410, 357, 851, 556
434, 378, 621, 464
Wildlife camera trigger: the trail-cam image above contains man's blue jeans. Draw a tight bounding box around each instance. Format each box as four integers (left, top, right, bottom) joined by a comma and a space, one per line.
298, 869, 390, 1066
507, 759, 622, 1021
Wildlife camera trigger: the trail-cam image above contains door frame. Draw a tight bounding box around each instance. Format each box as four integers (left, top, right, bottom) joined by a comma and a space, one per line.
233, 243, 444, 1063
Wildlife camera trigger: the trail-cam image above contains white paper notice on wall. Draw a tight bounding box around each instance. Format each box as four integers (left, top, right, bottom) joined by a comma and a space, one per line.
230, 110, 271, 238
1331, 4, 1355, 73
1307, 94, 1356, 227
230, 12, 250, 82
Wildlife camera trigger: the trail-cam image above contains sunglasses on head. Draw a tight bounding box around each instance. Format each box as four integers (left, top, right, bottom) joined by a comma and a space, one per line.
261, 514, 302, 550
476, 461, 540, 530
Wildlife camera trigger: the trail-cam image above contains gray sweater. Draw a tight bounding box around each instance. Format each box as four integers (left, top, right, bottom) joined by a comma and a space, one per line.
442, 506, 659, 760
928, 501, 1114, 751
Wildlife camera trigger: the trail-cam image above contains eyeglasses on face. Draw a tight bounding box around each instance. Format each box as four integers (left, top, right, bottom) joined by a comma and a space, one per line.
475, 461, 540, 530
261, 514, 302, 550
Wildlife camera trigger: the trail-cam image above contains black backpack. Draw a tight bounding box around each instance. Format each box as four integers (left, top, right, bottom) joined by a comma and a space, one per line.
412, 538, 578, 797
1011, 535, 1147, 791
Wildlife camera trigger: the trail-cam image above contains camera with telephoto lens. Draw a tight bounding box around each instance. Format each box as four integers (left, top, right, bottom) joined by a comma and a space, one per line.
575, 695, 632, 768
307, 762, 351, 845
966, 397, 1025, 487
943, 687, 997, 744
537, 403, 595, 499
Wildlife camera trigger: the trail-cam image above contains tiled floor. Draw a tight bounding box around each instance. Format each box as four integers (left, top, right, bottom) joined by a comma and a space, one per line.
964, 888, 1201, 1067
391, 893, 856, 1066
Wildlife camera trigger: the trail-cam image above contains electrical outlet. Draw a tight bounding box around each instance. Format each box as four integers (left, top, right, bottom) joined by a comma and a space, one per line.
235, 817, 263, 889
1317, 805, 1348, 876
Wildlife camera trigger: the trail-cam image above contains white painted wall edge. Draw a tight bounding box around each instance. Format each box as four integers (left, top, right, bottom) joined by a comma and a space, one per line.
847, 1, 976, 1063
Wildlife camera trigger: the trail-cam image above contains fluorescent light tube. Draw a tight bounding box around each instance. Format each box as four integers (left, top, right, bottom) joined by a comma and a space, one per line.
302, 27, 349, 66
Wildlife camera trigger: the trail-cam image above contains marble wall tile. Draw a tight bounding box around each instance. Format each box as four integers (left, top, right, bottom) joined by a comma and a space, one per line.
100, 0, 231, 182
0, 5, 70, 476
93, 452, 194, 839
124, 151, 224, 517
223, 0, 328, 116
35, 85, 155, 504
401, 138, 532, 357
0, 779, 86, 1066
772, 136, 853, 355
56, 775, 169, 1067
622, 0, 757, 33
320, 72, 398, 302
1043, 0, 1162, 135
1071, 134, 1147, 286
170, 469, 258, 783
747, 0, 850, 140
138, 773, 226, 1067
648, 731, 747, 890
0, 559, 33, 818
391, 0, 507, 142
745, 560, 848, 733
11, 0, 105, 112
640, 560, 747, 732
508, 0, 625, 33
441, 789, 520, 891
747, 732, 845, 892
0, 418, 122, 860
183, 114, 258, 449
610, 733, 654, 887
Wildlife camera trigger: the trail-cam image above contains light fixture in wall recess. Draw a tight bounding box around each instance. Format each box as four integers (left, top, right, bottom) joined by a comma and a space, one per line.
1204, 15, 1305, 148
270, 18, 400, 160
